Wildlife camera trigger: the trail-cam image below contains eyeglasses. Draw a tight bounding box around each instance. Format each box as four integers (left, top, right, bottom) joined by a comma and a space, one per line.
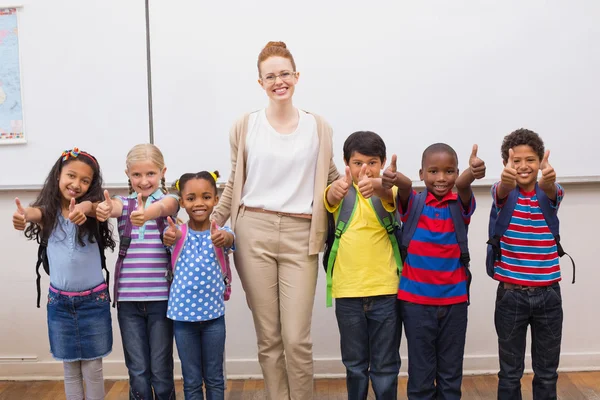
261, 71, 297, 84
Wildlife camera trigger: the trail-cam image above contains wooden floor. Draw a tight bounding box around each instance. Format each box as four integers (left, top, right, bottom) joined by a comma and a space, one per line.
1, 372, 599, 399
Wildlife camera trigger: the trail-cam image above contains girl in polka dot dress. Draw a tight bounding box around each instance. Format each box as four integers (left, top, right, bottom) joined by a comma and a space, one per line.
162, 171, 234, 399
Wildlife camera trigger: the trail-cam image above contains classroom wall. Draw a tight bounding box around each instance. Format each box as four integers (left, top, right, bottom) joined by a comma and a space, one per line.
1, 183, 598, 379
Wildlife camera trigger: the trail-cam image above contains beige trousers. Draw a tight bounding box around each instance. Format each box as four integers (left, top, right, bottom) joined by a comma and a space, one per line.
234, 207, 318, 400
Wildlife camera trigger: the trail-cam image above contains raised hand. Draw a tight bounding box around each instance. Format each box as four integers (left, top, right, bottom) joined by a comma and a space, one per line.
538, 150, 556, 192
357, 164, 374, 199
163, 216, 180, 247
130, 193, 147, 226
12, 198, 27, 231
210, 220, 227, 248
382, 154, 397, 189
328, 166, 353, 204
68, 197, 87, 225
96, 190, 113, 222
501, 148, 517, 190
469, 144, 486, 180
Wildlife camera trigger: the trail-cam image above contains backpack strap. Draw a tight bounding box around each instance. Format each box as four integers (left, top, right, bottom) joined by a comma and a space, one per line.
399, 191, 427, 262
35, 237, 49, 308
171, 222, 188, 272
155, 216, 174, 283
486, 187, 519, 270
92, 222, 110, 301
325, 185, 358, 307
448, 199, 472, 304
535, 184, 575, 284
213, 235, 233, 301
369, 197, 402, 274
112, 198, 136, 307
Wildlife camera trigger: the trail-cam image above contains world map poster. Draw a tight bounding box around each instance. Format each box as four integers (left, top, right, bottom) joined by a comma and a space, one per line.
0, 8, 24, 143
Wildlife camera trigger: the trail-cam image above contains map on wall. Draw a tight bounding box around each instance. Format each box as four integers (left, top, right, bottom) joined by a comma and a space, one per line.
0, 8, 24, 143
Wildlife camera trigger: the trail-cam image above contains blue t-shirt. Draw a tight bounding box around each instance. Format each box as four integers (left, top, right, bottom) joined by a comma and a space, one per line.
47, 215, 105, 292
167, 226, 234, 322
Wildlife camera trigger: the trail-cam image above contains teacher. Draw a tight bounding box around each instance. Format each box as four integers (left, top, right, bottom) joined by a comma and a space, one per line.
212, 41, 339, 400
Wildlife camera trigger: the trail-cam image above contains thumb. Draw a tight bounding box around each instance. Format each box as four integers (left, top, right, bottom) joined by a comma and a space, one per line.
167, 216, 176, 229
137, 193, 144, 210
390, 154, 397, 172
345, 166, 352, 185
508, 148, 515, 168
541, 150, 550, 169
104, 190, 111, 203
211, 220, 219, 235
471, 144, 478, 160
15, 197, 25, 214
359, 164, 368, 180
69, 198, 76, 213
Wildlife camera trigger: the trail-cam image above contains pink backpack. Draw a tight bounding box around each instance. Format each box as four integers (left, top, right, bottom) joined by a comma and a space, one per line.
171, 223, 232, 301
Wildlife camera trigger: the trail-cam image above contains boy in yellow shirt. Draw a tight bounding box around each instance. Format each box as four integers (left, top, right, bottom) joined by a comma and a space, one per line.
324, 130, 401, 400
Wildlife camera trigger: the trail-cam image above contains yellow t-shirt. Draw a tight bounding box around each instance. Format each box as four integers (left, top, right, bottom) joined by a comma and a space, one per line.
324, 185, 400, 298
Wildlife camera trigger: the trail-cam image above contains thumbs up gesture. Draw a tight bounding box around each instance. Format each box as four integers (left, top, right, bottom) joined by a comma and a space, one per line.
469, 144, 486, 180
538, 150, 556, 192
382, 154, 398, 189
12, 198, 27, 231
501, 148, 518, 190
328, 166, 353, 205
210, 220, 231, 248
130, 193, 147, 226
163, 216, 180, 247
357, 164, 374, 199
96, 190, 113, 222
68, 197, 87, 225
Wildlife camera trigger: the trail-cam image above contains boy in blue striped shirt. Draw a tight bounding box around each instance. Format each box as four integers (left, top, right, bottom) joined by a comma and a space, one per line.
492, 128, 565, 400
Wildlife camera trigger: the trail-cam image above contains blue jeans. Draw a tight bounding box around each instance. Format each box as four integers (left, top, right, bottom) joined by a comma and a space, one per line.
400, 301, 468, 400
335, 295, 401, 400
495, 282, 563, 400
173, 316, 226, 400
117, 301, 175, 400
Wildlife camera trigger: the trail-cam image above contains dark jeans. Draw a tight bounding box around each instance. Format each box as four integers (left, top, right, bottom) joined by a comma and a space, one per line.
117, 301, 175, 400
495, 282, 563, 400
401, 301, 468, 400
335, 295, 401, 400
174, 316, 226, 400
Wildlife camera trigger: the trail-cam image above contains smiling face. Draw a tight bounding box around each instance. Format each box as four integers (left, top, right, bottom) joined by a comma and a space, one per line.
506, 144, 540, 192
346, 151, 385, 183
58, 160, 94, 206
258, 56, 299, 104
420, 151, 459, 200
126, 160, 165, 199
180, 178, 218, 230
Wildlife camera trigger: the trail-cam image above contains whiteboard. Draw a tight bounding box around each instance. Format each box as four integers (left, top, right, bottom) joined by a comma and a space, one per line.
0, 0, 150, 188
150, 0, 599, 185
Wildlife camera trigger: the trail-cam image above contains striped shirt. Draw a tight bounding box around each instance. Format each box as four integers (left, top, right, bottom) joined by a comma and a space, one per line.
397, 190, 475, 306
492, 182, 564, 286
116, 189, 178, 302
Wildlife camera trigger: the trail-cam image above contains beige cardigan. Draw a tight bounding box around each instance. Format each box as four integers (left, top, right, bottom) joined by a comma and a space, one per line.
212, 111, 340, 255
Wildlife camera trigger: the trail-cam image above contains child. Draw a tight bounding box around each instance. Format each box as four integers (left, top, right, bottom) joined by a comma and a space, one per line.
383, 143, 485, 400
95, 143, 179, 400
12, 147, 116, 400
162, 171, 234, 399
324, 131, 401, 399
490, 129, 564, 400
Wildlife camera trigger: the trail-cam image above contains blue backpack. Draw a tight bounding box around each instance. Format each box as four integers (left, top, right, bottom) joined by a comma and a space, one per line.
399, 190, 472, 303
485, 184, 575, 283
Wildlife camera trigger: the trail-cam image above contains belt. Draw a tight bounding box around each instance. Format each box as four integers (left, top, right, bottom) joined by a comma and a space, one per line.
503, 282, 544, 291
242, 206, 312, 220
50, 283, 107, 297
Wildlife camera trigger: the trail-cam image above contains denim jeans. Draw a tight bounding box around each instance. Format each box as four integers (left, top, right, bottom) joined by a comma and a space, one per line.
117, 301, 175, 400
173, 316, 226, 400
495, 282, 563, 400
400, 301, 468, 400
335, 295, 401, 400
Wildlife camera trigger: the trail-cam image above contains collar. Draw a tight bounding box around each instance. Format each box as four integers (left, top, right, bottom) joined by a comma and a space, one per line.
425, 190, 458, 205
128, 188, 163, 200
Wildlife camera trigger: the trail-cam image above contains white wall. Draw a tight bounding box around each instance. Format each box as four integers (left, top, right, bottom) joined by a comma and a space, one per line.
1, 183, 598, 379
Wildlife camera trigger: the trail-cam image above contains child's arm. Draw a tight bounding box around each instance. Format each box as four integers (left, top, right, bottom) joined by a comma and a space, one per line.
163, 216, 182, 247
210, 221, 234, 249
538, 150, 557, 201
371, 178, 394, 204
381, 154, 413, 211
67, 198, 93, 225
326, 166, 353, 208
130, 193, 179, 227
95, 190, 124, 222
12, 198, 43, 230
456, 144, 486, 207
